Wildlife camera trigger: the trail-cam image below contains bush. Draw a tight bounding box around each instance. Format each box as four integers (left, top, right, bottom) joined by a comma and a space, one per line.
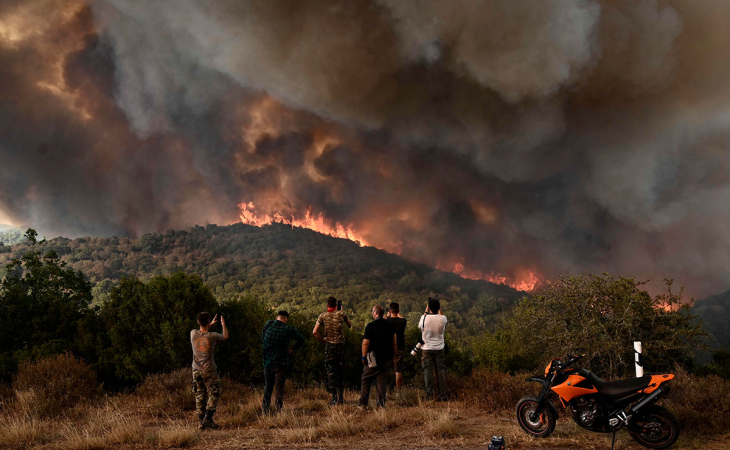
12, 353, 98, 417
505, 274, 708, 378
96, 273, 218, 386
459, 368, 533, 411
0, 229, 93, 382
664, 368, 730, 435
135, 368, 194, 417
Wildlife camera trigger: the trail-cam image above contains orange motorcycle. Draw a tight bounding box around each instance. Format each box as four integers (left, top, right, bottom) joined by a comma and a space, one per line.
516, 354, 679, 449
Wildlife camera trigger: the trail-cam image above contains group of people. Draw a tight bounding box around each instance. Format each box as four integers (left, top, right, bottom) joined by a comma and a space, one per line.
188, 297, 447, 428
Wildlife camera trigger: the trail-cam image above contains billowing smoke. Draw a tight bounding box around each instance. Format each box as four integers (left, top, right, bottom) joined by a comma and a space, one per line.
2, 0, 730, 296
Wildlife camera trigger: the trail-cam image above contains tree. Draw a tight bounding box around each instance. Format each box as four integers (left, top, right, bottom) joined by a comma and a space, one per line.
96, 272, 218, 385
504, 273, 708, 379
0, 229, 93, 380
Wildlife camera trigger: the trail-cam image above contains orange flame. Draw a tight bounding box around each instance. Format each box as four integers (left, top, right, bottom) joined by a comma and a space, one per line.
238, 202, 543, 292
450, 262, 542, 292
238, 202, 370, 246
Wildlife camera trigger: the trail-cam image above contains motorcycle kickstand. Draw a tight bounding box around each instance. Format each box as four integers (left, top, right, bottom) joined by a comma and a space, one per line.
610, 430, 617, 450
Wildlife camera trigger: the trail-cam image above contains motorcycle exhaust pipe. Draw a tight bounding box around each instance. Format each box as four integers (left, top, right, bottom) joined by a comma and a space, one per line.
629, 385, 666, 415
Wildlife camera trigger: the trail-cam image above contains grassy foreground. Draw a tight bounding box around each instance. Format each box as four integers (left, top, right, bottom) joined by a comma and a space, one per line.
1, 368, 728, 450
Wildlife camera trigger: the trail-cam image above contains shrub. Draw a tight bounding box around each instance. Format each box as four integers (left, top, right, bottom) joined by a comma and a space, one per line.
459, 368, 532, 411
96, 273, 217, 386
505, 274, 708, 378
12, 353, 98, 417
664, 368, 730, 435
135, 368, 194, 417
0, 229, 93, 382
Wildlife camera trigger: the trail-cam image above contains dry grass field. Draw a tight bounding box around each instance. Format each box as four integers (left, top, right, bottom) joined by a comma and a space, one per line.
1, 366, 728, 450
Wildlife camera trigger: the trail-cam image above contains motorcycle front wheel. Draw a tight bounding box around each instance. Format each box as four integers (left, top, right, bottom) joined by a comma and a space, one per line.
516, 395, 556, 438
628, 404, 680, 449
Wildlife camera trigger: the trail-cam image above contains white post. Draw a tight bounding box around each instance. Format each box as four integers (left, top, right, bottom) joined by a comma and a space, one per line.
634, 341, 643, 377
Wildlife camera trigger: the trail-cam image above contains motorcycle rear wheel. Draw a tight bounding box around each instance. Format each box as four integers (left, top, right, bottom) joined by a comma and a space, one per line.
628, 404, 680, 449
516, 395, 556, 438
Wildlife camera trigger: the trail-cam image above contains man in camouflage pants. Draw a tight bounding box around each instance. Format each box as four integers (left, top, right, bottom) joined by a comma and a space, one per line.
191, 312, 228, 429
313, 296, 352, 404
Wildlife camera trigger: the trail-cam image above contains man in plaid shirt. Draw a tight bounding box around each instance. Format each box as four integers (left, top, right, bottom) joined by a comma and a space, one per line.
261, 310, 305, 414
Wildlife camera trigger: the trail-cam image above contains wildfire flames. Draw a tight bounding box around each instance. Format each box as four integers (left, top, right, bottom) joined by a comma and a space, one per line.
239, 202, 542, 292
451, 262, 542, 292
239, 202, 369, 246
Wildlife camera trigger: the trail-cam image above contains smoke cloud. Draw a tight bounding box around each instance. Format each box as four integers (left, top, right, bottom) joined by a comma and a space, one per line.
2, 0, 730, 296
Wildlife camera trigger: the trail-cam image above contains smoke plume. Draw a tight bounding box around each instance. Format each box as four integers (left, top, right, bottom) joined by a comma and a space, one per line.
2, 0, 730, 296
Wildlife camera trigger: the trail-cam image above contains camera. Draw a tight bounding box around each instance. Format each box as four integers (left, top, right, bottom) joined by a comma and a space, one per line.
410, 340, 424, 356
488, 436, 505, 450
337, 300, 342, 311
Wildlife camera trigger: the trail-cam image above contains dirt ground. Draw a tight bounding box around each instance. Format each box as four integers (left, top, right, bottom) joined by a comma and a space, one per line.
134, 390, 728, 450
2, 386, 727, 450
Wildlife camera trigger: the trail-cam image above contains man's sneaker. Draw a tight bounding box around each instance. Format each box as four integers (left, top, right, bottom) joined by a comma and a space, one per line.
202, 411, 220, 429
356, 404, 368, 411
197, 413, 205, 429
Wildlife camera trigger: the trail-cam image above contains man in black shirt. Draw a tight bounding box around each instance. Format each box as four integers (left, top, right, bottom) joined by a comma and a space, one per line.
386, 302, 407, 392
359, 304, 396, 409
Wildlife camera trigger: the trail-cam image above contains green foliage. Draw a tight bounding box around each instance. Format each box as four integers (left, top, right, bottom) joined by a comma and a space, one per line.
0, 223, 522, 340
692, 289, 730, 350
0, 229, 93, 381
503, 273, 708, 379
696, 350, 730, 379
215, 294, 270, 383
0, 227, 25, 247
2, 226, 713, 394
96, 273, 218, 384
470, 330, 534, 373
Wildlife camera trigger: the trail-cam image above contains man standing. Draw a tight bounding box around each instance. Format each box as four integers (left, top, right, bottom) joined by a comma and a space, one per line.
191, 312, 228, 429
313, 296, 352, 404
359, 305, 396, 409
419, 298, 447, 401
261, 311, 305, 415
386, 302, 407, 393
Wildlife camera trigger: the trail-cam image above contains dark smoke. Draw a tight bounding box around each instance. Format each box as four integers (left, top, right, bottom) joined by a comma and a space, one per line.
2, 0, 730, 296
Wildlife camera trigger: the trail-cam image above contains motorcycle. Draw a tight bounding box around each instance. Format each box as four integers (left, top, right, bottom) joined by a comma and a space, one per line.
516, 354, 679, 449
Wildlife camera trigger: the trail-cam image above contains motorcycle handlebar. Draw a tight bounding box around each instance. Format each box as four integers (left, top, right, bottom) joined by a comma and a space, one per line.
564, 354, 586, 366
547, 354, 586, 374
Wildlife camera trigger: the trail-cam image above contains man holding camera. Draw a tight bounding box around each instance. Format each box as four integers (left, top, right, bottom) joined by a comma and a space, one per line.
359, 305, 396, 409
386, 302, 407, 393
419, 298, 447, 401
313, 296, 352, 404
191, 312, 228, 429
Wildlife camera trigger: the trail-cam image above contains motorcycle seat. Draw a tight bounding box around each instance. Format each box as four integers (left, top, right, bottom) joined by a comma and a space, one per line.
588, 373, 652, 398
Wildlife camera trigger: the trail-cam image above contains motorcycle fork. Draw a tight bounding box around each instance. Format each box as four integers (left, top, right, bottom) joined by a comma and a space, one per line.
530, 372, 557, 422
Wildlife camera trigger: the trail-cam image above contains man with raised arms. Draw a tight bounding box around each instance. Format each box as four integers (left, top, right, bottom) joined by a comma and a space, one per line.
191, 312, 228, 429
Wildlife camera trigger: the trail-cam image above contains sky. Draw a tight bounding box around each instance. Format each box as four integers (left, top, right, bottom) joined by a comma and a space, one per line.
2, 0, 730, 297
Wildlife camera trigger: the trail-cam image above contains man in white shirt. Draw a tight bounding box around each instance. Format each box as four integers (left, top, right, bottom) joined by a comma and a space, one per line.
418, 298, 447, 400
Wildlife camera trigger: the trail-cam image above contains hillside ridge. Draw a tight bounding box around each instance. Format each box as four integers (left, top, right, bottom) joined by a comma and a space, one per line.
0, 223, 525, 339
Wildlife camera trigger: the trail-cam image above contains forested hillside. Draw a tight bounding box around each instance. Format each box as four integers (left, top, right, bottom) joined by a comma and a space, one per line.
0, 227, 23, 250
0, 223, 523, 340
693, 290, 730, 349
